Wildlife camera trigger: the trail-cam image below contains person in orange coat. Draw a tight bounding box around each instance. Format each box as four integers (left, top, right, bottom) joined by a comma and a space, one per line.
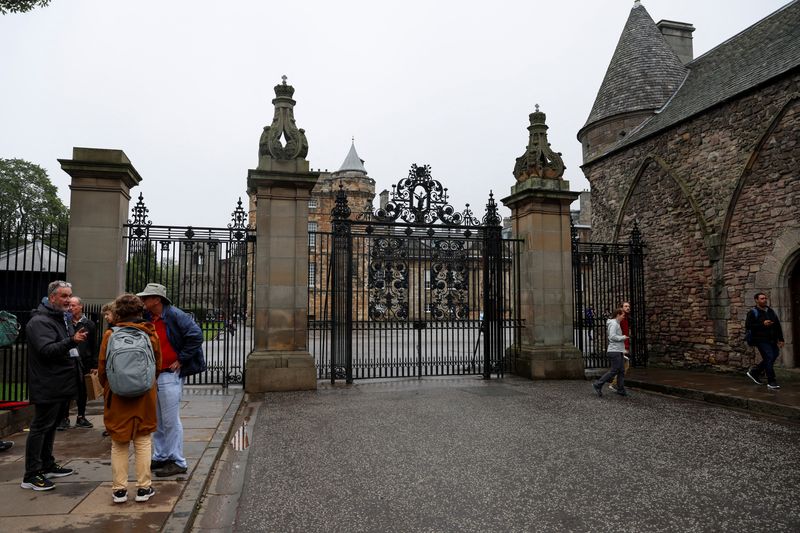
97, 294, 162, 504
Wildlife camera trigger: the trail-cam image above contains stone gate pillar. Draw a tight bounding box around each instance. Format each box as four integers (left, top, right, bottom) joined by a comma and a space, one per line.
59, 148, 142, 306
502, 107, 584, 379
245, 77, 320, 392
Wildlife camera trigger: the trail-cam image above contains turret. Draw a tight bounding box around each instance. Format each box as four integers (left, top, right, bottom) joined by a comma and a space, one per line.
577, 1, 687, 163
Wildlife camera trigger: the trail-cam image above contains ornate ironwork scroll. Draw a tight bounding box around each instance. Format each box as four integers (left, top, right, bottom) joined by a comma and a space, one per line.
373, 164, 480, 226
429, 239, 469, 320
368, 237, 409, 320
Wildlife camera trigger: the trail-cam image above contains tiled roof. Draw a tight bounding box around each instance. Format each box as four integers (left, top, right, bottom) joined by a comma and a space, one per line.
583, 2, 687, 129
337, 141, 367, 174
601, 0, 800, 157
0, 241, 66, 272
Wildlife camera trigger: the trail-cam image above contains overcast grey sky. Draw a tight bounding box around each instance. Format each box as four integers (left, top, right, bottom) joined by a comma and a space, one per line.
0, 0, 791, 227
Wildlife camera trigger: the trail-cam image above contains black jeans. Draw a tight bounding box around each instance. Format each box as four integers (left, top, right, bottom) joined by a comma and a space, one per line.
596, 351, 625, 391
24, 402, 62, 478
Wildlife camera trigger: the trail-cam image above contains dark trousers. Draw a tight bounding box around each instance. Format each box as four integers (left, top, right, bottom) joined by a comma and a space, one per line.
752, 342, 779, 385
24, 402, 62, 478
596, 351, 625, 391
58, 365, 87, 420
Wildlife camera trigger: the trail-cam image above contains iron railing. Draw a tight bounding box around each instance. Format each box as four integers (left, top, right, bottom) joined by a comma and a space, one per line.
309, 165, 522, 382
123, 195, 255, 387
572, 221, 647, 368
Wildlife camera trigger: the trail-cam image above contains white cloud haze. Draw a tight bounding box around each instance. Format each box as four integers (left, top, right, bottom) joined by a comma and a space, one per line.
0, 0, 790, 226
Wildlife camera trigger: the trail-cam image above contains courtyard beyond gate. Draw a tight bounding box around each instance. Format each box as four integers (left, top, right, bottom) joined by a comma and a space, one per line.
123, 194, 255, 387
308, 165, 522, 382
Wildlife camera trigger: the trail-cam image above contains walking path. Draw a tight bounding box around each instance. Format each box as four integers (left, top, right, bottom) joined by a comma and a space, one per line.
0, 367, 797, 532
0, 386, 241, 532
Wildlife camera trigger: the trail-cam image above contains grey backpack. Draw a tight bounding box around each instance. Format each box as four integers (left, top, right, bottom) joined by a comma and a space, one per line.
105, 326, 156, 397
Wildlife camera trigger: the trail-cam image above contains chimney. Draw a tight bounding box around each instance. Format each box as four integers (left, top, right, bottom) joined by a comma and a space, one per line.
656, 19, 695, 64
379, 189, 389, 209
578, 191, 592, 226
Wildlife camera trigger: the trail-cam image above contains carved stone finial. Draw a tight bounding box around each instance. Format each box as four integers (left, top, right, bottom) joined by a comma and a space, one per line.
258, 77, 309, 164
513, 105, 566, 182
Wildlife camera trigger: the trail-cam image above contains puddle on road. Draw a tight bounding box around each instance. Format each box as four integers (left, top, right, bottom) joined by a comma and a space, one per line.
230, 416, 251, 451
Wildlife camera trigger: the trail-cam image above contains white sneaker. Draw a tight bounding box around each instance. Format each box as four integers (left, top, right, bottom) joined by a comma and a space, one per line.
767, 383, 781, 390
608, 384, 617, 392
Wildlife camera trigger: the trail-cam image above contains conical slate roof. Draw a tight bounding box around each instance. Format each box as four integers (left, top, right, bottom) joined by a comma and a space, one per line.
337, 141, 367, 174
582, 1, 687, 129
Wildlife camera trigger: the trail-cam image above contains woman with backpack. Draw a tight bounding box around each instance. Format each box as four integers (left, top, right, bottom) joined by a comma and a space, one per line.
97, 294, 162, 504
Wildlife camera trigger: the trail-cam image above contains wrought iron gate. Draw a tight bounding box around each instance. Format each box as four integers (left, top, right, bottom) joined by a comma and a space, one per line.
124, 194, 255, 386
571, 222, 647, 368
309, 164, 522, 382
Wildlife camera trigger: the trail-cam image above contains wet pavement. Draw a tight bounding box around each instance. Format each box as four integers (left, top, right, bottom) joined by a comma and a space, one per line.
0, 386, 242, 533
1, 368, 799, 532
228, 374, 800, 533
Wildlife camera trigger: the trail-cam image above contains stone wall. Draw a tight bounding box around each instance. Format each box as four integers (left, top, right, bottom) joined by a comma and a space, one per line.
582, 72, 800, 369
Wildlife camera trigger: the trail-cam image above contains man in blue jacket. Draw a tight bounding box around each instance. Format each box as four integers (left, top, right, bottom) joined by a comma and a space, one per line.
138, 283, 205, 477
21, 280, 88, 491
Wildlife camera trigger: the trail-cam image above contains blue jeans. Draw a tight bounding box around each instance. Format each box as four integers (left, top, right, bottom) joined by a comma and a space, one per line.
752, 342, 779, 385
152, 371, 186, 468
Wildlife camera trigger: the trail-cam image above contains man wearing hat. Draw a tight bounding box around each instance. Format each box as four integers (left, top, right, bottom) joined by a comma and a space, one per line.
137, 283, 205, 477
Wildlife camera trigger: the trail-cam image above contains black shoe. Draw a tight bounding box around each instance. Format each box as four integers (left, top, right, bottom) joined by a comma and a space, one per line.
135, 486, 156, 502
56, 418, 70, 431
44, 462, 74, 478
155, 461, 187, 477
113, 489, 128, 503
746, 370, 763, 385
150, 459, 170, 470
75, 416, 93, 429
592, 382, 603, 397
21, 474, 55, 491
616, 389, 629, 397
767, 383, 781, 390
0, 440, 13, 452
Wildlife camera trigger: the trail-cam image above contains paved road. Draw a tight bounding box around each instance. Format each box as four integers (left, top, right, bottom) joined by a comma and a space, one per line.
235, 376, 800, 533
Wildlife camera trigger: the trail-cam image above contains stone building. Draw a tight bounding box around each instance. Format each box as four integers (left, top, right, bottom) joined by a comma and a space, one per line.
306, 141, 375, 321
308, 141, 376, 234
578, 1, 800, 369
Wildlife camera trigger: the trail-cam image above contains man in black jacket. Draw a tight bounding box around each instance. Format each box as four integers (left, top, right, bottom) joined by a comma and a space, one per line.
56, 296, 97, 429
21, 280, 88, 491
745, 292, 785, 390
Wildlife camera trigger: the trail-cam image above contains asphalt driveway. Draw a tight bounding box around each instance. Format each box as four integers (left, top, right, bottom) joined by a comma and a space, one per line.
235, 376, 800, 533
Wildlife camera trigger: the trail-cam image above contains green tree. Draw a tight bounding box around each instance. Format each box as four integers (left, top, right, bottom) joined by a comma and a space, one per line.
0, 1, 52, 15
0, 158, 69, 232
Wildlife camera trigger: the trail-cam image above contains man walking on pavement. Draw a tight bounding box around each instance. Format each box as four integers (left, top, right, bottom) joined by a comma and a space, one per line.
137, 283, 205, 477
21, 280, 87, 491
745, 292, 785, 390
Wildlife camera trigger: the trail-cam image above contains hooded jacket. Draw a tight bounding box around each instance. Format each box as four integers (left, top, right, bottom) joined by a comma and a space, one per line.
25, 302, 80, 404
606, 318, 627, 353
